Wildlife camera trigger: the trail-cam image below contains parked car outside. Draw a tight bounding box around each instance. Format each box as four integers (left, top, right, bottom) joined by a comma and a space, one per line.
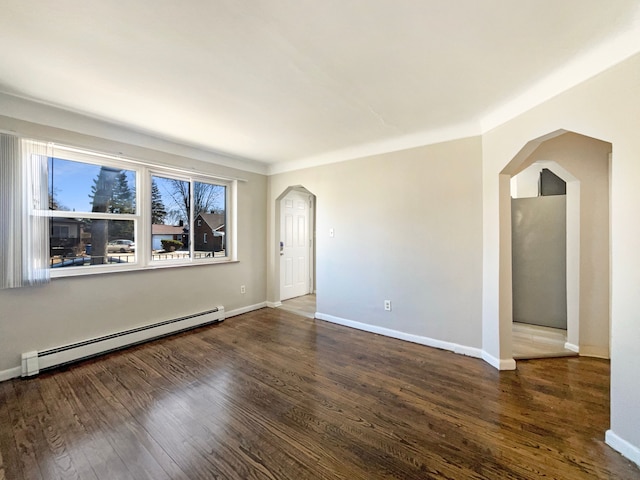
107, 239, 135, 253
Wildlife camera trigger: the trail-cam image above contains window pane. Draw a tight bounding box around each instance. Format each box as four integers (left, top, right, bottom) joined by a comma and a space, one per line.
193, 181, 226, 259
48, 157, 136, 213
50, 218, 135, 268
151, 176, 190, 261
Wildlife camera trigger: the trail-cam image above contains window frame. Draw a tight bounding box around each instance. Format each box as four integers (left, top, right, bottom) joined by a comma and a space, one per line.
46, 150, 140, 276
42, 143, 237, 278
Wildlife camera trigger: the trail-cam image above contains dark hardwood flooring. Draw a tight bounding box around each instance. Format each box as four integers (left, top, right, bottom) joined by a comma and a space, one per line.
1, 308, 638, 479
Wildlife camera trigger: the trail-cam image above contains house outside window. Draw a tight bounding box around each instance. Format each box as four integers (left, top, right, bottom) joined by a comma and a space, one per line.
193, 212, 226, 256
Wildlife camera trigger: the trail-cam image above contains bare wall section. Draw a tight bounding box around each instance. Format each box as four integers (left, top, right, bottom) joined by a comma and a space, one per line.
268, 137, 484, 351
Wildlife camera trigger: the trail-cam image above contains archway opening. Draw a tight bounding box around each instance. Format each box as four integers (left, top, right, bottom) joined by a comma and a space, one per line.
500, 130, 611, 362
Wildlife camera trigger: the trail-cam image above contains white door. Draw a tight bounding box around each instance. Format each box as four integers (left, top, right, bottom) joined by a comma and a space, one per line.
280, 191, 311, 301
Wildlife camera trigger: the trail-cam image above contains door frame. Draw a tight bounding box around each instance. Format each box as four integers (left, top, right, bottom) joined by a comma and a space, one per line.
275, 185, 316, 303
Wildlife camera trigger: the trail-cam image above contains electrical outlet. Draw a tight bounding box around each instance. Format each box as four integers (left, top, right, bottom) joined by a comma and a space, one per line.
240, 285, 246, 294
329, 228, 335, 238
384, 300, 391, 311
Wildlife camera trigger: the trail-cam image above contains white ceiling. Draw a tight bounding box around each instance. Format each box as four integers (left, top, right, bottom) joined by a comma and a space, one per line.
1, 1, 640, 173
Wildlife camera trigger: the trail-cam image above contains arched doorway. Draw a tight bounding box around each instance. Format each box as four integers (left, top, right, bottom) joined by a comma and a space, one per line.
275, 186, 316, 316
500, 130, 611, 362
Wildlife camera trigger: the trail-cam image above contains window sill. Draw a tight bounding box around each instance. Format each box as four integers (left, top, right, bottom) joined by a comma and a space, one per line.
50, 258, 239, 279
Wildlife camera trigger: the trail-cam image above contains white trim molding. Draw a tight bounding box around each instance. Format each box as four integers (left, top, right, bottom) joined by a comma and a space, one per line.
315, 312, 484, 360
564, 342, 580, 353
225, 302, 267, 318
266, 301, 282, 308
606, 430, 640, 468
481, 351, 517, 371
0, 366, 22, 382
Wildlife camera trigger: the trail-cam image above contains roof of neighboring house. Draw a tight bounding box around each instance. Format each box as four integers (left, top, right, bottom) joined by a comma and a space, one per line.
197, 213, 225, 230
151, 224, 185, 235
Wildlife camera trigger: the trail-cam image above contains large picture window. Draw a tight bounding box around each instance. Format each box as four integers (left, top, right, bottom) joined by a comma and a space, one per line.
23, 141, 236, 278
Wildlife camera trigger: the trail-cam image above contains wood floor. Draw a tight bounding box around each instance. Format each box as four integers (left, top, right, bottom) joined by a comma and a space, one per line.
1, 309, 638, 480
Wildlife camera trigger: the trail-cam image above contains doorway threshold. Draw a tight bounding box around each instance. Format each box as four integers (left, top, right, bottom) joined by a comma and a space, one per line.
279, 294, 316, 319
513, 322, 578, 360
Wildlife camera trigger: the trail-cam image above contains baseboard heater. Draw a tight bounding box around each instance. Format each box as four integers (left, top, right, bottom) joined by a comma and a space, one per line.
21, 306, 225, 377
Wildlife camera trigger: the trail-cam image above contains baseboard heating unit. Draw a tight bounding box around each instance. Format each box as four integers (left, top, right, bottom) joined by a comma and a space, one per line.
21, 306, 225, 377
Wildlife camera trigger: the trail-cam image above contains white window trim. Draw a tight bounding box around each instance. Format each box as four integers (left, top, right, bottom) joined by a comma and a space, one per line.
35, 142, 240, 278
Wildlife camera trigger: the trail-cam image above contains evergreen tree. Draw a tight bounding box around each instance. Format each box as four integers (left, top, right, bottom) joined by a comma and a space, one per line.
88, 167, 119, 264
151, 179, 167, 224
110, 171, 135, 214
108, 171, 135, 241
88, 169, 135, 244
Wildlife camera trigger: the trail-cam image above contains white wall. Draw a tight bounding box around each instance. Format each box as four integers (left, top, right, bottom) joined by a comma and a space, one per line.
0, 114, 268, 377
268, 137, 484, 354
511, 165, 541, 198
482, 52, 640, 464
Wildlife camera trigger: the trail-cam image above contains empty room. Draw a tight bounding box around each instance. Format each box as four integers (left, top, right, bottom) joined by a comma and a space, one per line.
1, 1, 640, 479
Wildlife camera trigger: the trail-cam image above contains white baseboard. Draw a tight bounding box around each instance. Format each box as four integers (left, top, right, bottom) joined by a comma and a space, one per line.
564, 342, 579, 353
482, 351, 517, 371
0, 366, 21, 382
606, 430, 640, 468
226, 302, 267, 318
315, 312, 484, 360
266, 301, 282, 308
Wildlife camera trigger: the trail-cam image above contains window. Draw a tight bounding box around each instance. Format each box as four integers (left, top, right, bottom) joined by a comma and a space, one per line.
151, 175, 227, 262
151, 175, 189, 262
22, 140, 236, 277
48, 156, 138, 269
52, 225, 70, 238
